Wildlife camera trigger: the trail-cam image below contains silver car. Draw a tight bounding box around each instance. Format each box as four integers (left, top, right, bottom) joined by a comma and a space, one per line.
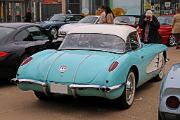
58, 15, 100, 37
159, 63, 180, 120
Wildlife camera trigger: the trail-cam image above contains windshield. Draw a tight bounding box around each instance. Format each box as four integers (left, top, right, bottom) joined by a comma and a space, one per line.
158, 16, 173, 25
0, 27, 15, 40
50, 14, 66, 21
59, 33, 125, 53
78, 16, 98, 24
114, 16, 139, 25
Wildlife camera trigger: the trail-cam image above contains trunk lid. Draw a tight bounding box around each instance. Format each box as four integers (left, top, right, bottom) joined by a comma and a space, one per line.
46, 50, 120, 84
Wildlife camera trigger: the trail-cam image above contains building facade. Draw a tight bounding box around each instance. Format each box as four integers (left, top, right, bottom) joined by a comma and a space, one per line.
0, 0, 180, 22
41, 0, 62, 21
0, 0, 43, 22
61, 0, 108, 15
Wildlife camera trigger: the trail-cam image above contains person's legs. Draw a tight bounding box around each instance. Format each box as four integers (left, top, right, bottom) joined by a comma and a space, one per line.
174, 34, 180, 49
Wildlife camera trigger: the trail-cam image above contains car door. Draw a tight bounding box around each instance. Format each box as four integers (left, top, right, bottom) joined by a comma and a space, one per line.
126, 32, 160, 86
14, 26, 60, 55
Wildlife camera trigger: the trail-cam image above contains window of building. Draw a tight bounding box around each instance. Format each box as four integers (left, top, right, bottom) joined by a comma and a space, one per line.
67, 0, 81, 14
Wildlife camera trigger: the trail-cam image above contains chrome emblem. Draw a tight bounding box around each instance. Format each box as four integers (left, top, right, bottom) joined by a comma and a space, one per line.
59, 65, 68, 73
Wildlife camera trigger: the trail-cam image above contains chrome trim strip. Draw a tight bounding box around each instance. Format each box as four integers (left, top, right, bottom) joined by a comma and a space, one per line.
69, 83, 125, 92
11, 78, 47, 87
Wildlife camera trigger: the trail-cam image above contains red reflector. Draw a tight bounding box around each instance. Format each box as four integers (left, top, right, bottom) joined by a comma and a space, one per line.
0, 51, 9, 57
20, 56, 32, 66
166, 96, 179, 109
108, 61, 119, 72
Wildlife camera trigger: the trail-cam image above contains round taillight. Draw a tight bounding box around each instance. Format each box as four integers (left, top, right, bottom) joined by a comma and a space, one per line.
20, 56, 32, 66
166, 96, 179, 109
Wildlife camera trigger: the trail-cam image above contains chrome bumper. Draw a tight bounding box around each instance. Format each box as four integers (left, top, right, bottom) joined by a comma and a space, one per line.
69, 84, 125, 92
11, 78, 47, 87
11, 78, 125, 93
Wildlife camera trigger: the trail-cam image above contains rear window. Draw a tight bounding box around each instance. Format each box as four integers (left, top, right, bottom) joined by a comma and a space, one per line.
0, 27, 15, 40
60, 33, 125, 53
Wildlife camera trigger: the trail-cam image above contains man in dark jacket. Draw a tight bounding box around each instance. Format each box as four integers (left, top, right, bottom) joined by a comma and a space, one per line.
24, 8, 32, 22
139, 10, 161, 44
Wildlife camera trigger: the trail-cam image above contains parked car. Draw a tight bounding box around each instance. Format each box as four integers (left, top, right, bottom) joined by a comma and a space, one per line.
114, 15, 140, 28
114, 15, 142, 38
58, 15, 100, 37
0, 23, 62, 80
39, 14, 84, 38
158, 15, 176, 46
12, 25, 167, 109
159, 63, 180, 120
116, 15, 175, 46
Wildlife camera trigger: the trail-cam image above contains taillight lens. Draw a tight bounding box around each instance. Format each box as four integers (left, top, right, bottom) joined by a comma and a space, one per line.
166, 96, 179, 109
0, 51, 9, 57
20, 56, 32, 66
108, 61, 119, 72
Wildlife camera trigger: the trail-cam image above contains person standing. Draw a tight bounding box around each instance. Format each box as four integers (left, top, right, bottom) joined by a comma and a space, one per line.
105, 7, 115, 24
99, 6, 107, 24
172, 7, 180, 49
24, 8, 32, 22
139, 10, 161, 43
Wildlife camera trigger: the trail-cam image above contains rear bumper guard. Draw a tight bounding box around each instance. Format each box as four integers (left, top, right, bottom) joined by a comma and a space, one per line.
69, 84, 125, 92
11, 78, 125, 93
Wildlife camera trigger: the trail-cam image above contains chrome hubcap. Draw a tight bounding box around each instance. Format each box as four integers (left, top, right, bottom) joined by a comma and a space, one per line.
51, 28, 57, 38
126, 72, 135, 105
169, 35, 176, 46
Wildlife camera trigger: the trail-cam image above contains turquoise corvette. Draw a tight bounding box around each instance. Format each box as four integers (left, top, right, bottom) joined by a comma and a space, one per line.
12, 25, 167, 109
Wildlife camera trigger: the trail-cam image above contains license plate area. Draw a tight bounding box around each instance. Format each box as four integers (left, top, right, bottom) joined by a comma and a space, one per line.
50, 83, 68, 94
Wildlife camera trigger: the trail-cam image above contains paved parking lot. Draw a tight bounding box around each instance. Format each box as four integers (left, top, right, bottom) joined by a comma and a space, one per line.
0, 47, 179, 120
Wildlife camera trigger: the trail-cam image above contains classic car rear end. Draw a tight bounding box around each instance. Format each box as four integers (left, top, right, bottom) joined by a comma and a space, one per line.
12, 25, 167, 109
159, 63, 180, 120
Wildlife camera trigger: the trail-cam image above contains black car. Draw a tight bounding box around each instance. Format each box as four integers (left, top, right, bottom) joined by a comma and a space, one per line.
0, 23, 62, 80
39, 14, 84, 38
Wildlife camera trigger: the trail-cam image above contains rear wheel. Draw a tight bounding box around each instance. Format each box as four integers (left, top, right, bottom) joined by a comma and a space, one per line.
34, 91, 50, 100
118, 70, 136, 109
50, 27, 58, 39
168, 35, 176, 47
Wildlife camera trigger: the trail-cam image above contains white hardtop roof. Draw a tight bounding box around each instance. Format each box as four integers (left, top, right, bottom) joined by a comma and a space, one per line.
68, 24, 137, 40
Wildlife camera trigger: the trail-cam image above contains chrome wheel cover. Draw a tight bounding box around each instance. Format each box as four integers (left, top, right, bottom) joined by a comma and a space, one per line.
50, 28, 58, 38
126, 72, 136, 105
169, 35, 176, 46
